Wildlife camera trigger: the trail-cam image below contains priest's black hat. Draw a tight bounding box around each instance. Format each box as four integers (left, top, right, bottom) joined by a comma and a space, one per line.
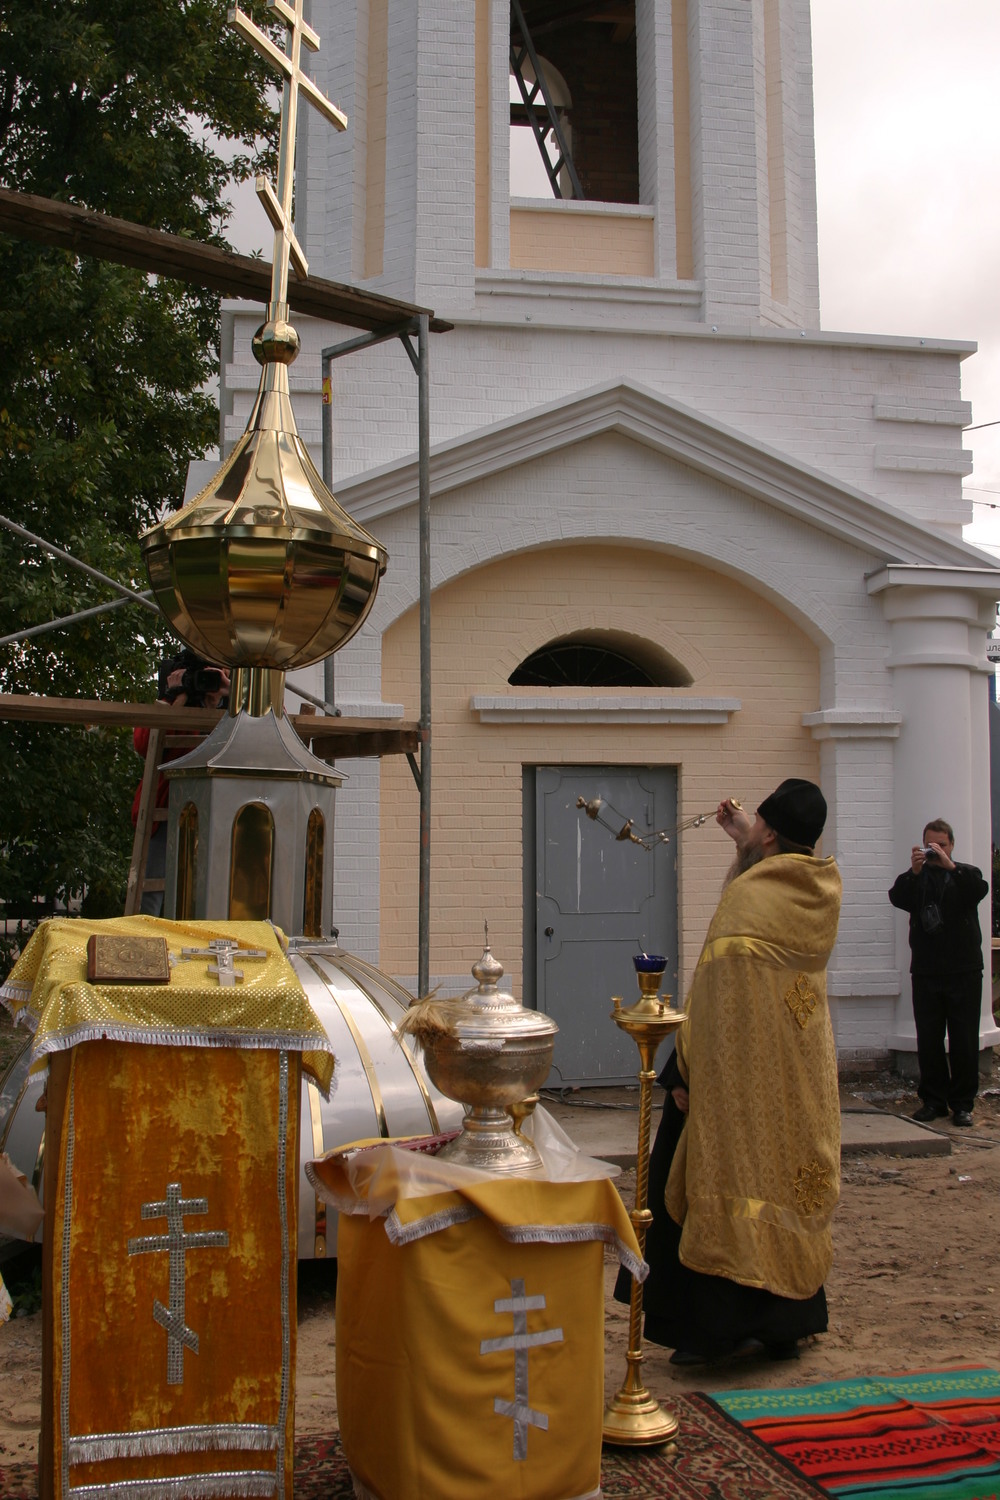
757, 778, 826, 849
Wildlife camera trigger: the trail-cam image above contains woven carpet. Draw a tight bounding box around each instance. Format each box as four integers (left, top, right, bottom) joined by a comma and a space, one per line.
713, 1366, 1000, 1499
0, 1392, 821, 1499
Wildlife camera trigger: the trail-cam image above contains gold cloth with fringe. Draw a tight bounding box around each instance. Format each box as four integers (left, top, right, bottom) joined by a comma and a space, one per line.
10, 916, 335, 1499
0, 914, 333, 1095
316, 1137, 641, 1500
665, 854, 842, 1299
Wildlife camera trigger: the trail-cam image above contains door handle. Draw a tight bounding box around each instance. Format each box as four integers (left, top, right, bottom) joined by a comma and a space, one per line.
544, 926, 554, 937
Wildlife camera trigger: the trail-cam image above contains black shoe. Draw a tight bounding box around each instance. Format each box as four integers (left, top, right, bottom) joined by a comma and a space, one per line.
669, 1349, 707, 1367
952, 1110, 974, 1127
912, 1103, 948, 1123
764, 1340, 800, 1361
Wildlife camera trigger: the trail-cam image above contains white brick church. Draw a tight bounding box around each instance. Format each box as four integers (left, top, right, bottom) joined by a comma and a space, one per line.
211, 0, 1000, 1083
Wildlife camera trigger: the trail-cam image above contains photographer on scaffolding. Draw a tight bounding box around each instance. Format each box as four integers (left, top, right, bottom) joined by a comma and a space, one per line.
131, 649, 230, 915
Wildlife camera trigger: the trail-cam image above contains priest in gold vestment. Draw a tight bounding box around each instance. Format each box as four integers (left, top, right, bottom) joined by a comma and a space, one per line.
619, 778, 842, 1364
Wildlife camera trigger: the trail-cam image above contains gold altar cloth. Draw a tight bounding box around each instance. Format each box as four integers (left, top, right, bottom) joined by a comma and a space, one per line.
41, 1040, 301, 1500
0, 915, 333, 1095
311, 1128, 641, 1500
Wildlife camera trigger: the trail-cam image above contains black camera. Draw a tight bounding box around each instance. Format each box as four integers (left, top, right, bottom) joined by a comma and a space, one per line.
159, 649, 228, 709
177, 665, 225, 704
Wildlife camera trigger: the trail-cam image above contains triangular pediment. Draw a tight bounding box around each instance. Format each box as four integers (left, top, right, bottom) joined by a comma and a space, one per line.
337, 378, 998, 572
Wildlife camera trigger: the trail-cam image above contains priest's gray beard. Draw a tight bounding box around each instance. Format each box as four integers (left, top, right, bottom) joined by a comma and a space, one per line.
723, 842, 766, 888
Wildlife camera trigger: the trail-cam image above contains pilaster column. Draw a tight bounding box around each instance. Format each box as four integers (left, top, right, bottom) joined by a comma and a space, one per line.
802, 710, 902, 1055
687, 0, 763, 322
299, 0, 363, 280
867, 566, 1000, 1054
635, 0, 678, 279
409, 0, 478, 311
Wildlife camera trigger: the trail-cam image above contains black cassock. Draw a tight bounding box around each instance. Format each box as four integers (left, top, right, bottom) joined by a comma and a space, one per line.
614, 1050, 828, 1359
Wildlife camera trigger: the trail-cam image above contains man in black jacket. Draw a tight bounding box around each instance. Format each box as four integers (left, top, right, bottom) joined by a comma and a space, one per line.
888, 819, 988, 1128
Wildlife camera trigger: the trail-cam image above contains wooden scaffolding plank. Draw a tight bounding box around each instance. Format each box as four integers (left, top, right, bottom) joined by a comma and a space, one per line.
0, 189, 452, 335
0, 693, 419, 757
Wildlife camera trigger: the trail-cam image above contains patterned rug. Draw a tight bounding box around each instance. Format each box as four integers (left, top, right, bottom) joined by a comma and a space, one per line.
712, 1366, 1000, 1499
0, 1392, 821, 1499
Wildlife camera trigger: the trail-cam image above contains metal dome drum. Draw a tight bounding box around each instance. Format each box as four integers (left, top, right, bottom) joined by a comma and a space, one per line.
139, 312, 387, 671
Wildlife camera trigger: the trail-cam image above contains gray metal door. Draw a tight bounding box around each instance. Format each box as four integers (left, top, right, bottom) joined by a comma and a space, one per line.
532, 765, 678, 1086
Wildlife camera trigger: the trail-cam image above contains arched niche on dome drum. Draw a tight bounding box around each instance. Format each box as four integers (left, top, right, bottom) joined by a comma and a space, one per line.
303, 808, 325, 940
229, 802, 275, 921
176, 802, 199, 921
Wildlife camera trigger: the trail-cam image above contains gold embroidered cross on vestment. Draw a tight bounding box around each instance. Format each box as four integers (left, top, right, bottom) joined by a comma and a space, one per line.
784, 972, 817, 1028
793, 1160, 832, 1216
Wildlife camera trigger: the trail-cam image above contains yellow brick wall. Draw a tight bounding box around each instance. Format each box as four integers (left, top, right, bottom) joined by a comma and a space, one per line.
380, 542, 820, 1000
509, 207, 655, 276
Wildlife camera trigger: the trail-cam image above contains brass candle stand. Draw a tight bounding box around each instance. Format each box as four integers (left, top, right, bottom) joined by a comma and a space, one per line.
603, 955, 685, 1448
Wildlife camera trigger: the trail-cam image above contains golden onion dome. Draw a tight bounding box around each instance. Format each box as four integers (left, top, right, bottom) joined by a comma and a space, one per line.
139, 310, 387, 671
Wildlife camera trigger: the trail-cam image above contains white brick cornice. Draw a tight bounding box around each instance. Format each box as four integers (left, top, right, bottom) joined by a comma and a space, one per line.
802, 709, 902, 741
472, 268, 704, 323
469, 694, 740, 725
865, 564, 1000, 596
337, 379, 997, 571
874, 444, 973, 476
873, 398, 972, 427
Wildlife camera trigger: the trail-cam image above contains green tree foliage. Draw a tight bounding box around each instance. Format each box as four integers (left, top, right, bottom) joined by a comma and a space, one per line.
0, 0, 279, 960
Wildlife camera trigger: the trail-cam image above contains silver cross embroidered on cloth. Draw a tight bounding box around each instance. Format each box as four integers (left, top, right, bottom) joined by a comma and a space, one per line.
127, 1182, 230, 1385
480, 1277, 563, 1460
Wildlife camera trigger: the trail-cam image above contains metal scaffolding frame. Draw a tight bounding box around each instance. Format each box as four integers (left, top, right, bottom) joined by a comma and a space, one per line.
321, 314, 434, 999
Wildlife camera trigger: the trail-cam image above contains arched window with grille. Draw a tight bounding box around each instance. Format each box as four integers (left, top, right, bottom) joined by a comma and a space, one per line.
508, 631, 691, 688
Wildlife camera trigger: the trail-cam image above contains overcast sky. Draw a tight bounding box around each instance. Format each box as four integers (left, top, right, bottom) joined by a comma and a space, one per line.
234, 3, 1000, 549
811, 0, 1000, 555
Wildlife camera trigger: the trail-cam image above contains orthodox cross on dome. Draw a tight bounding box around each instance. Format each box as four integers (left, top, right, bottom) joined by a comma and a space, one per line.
228, 0, 347, 309
127, 1183, 230, 1385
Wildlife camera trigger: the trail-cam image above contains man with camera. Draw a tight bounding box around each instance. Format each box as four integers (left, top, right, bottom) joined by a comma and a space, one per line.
888, 820, 988, 1127
131, 649, 230, 915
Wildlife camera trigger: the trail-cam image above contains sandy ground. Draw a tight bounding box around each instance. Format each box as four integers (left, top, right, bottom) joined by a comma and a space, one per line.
2, 1069, 1000, 1464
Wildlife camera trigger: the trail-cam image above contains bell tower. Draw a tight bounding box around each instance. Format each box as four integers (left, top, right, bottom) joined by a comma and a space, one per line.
297, 0, 820, 329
